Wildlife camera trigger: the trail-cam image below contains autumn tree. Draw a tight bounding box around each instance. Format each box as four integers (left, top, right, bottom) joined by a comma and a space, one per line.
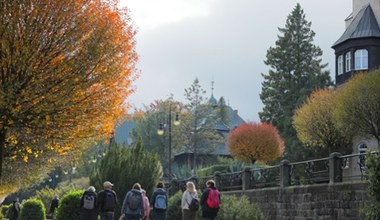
227, 122, 285, 164
293, 89, 351, 156
259, 3, 331, 161
0, 0, 138, 194
334, 70, 380, 145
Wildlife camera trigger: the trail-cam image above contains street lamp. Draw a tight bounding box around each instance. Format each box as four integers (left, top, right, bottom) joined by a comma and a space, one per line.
158, 106, 180, 178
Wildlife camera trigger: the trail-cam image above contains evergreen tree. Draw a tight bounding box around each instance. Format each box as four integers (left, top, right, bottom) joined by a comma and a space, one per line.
259, 3, 332, 161
218, 97, 230, 127
178, 78, 223, 171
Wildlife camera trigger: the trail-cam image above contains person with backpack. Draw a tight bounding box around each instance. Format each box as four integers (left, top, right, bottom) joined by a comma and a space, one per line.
10, 198, 20, 220
48, 195, 59, 219
121, 183, 145, 220
151, 181, 168, 220
200, 179, 221, 220
181, 181, 199, 220
141, 189, 150, 220
97, 181, 118, 220
80, 186, 98, 220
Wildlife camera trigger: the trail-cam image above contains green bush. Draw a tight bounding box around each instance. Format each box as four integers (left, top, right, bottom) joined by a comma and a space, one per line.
56, 189, 83, 220
361, 153, 380, 219
5, 204, 14, 219
167, 190, 183, 220
1, 204, 10, 217
196, 164, 231, 177
20, 198, 46, 220
218, 194, 264, 220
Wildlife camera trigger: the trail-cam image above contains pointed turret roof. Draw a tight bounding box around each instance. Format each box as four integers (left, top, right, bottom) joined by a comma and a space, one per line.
332, 4, 380, 47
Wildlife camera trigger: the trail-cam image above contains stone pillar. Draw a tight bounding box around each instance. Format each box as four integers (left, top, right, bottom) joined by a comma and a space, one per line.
329, 152, 343, 183
242, 167, 251, 191
280, 159, 291, 188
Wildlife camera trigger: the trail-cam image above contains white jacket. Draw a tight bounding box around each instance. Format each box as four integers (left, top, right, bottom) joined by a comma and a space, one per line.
181, 190, 198, 210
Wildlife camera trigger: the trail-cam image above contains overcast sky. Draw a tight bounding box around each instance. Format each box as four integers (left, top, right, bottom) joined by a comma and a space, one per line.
120, 0, 352, 122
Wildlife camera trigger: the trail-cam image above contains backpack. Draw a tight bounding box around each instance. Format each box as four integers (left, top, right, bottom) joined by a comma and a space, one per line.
188, 197, 199, 211
206, 189, 220, 209
128, 192, 140, 210
154, 194, 167, 210
83, 193, 95, 209
104, 190, 116, 211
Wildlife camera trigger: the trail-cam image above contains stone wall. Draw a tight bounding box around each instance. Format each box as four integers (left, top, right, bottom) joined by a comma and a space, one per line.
223, 181, 369, 220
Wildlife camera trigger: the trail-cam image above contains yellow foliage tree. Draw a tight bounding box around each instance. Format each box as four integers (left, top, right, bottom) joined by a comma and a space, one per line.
0, 0, 138, 194
334, 70, 380, 145
293, 89, 351, 155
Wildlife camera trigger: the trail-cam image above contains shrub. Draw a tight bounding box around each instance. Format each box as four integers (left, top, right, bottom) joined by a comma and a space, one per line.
167, 190, 183, 220
1, 204, 10, 217
361, 153, 380, 219
218, 194, 264, 220
19, 198, 46, 220
5, 204, 14, 219
56, 190, 83, 220
196, 164, 230, 177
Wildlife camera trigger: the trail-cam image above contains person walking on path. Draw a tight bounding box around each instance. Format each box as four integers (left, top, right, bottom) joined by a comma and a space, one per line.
121, 183, 145, 220
200, 180, 221, 220
151, 181, 168, 220
181, 181, 198, 220
10, 198, 20, 220
141, 189, 150, 220
97, 181, 118, 220
48, 195, 59, 219
80, 186, 98, 220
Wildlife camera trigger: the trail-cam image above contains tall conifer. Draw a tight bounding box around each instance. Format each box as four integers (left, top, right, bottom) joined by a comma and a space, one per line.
259, 3, 332, 161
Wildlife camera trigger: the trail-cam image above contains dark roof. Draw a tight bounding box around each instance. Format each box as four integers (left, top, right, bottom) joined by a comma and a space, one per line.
332, 4, 380, 47
208, 94, 218, 106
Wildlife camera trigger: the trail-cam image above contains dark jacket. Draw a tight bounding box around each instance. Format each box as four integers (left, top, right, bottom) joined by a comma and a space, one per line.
97, 189, 118, 213
10, 200, 20, 220
151, 188, 168, 212
121, 189, 145, 218
49, 198, 59, 214
200, 187, 221, 218
80, 190, 98, 220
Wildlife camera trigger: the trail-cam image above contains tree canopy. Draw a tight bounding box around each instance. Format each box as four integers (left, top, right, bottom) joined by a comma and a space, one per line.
259, 3, 331, 161
293, 88, 351, 156
227, 122, 285, 164
334, 71, 380, 145
0, 0, 138, 194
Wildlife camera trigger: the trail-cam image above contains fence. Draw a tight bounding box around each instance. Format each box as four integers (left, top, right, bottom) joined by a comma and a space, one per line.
169, 152, 374, 195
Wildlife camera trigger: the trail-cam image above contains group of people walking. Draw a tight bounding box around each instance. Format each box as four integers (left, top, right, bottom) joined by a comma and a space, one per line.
79, 179, 221, 220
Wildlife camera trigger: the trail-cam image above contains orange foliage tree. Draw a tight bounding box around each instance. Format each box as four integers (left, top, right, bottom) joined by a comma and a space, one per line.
227, 122, 285, 164
0, 0, 138, 193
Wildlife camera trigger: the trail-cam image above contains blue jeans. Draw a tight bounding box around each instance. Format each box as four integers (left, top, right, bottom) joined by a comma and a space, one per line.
100, 212, 114, 220
203, 217, 216, 220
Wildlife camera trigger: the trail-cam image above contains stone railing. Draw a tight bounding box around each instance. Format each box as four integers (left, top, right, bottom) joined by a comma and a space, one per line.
170, 152, 373, 194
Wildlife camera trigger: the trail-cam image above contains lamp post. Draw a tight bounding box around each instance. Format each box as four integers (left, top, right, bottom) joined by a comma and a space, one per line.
158, 105, 180, 178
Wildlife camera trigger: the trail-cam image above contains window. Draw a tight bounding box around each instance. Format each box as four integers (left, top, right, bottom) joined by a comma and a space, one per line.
337, 55, 343, 75
354, 49, 368, 70
345, 52, 351, 72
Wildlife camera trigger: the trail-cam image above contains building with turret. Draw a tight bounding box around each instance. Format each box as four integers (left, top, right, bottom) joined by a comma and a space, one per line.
332, 0, 380, 86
